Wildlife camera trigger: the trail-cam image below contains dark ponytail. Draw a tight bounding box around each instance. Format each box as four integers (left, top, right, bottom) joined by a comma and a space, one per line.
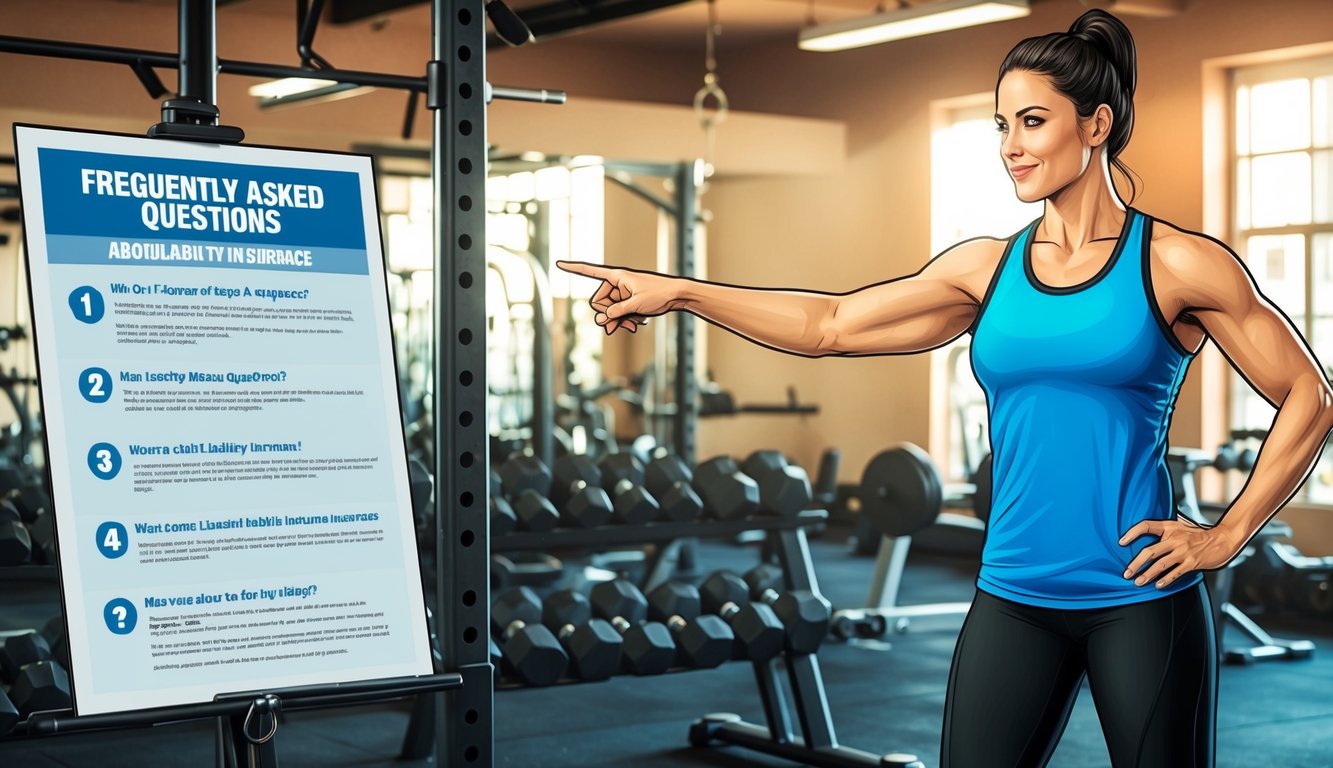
998, 9, 1141, 201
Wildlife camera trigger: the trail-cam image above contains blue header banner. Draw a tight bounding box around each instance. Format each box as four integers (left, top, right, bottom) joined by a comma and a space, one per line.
37, 148, 367, 250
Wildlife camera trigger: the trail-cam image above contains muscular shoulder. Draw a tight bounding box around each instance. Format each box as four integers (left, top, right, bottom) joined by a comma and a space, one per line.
1148, 218, 1256, 314
923, 236, 1009, 303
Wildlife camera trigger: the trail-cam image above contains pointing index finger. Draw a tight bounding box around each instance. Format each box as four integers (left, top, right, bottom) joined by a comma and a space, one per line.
556, 260, 613, 280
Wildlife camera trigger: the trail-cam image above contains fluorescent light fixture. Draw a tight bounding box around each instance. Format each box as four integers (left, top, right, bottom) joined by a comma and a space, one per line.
799, 0, 1029, 52
247, 77, 372, 109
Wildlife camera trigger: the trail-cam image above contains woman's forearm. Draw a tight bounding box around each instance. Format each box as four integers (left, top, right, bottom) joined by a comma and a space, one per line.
675, 279, 837, 357
1214, 375, 1333, 548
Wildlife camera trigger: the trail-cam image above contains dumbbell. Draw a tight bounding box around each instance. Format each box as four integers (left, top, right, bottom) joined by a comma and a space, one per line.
644, 455, 704, 523
27, 510, 57, 565
646, 582, 735, 669
499, 452, 553, 499
511, 489, 559, 532
742, 451, 812, 517
1, 631, 52, 683
594, 454, 659, 525
2, 482, 50, 525
729, 566, 831, 654
541, 589, 623, 682
489, 468, 519, 534
491, 494, 519, 536
692, 456, 760, 520
697, 571, 786, 662
489, 587, 567, 686
494, 452, 561, 532
0, 516, 33, 566
589, 580, 676, 675
551, 455, 613, 528
7, 660, 72, 717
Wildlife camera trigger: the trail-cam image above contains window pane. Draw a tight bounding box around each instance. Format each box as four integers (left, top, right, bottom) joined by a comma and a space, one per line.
1250, 78, 1311, 154
1314, 233, 1333, 373
1235, 158, 1251, 230
1245, 234, 1306, 313
1315, 75, 1332, 148
1250, 152, 1312, 227
1316, 149, 1333, 224
1235, 85, 1250, 156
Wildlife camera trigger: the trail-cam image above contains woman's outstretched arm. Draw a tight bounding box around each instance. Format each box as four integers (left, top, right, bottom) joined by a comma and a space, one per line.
556, 236, 1003, 357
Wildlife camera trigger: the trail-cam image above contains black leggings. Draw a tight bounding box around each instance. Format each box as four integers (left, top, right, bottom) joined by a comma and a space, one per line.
941, 583, 1216, 768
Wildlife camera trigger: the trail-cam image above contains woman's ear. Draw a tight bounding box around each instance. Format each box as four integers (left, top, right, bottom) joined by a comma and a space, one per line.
1086, 104, 1114, 148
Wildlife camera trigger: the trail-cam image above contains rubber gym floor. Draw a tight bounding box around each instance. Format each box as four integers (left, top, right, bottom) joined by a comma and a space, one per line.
4, 529, 1332, 768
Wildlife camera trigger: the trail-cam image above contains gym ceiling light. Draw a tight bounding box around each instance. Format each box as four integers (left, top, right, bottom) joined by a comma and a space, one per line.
247, 77, 371, 109
798, 0, 1030, 52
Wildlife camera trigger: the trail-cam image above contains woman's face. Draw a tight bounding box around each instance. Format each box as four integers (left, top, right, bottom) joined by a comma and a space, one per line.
995, 70, 1103, 203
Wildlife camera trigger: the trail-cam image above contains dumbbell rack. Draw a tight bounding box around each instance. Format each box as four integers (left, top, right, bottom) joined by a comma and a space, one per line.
452, 510, 917, 767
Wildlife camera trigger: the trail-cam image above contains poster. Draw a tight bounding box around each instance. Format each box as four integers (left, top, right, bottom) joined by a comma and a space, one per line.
14, 125, 433, 715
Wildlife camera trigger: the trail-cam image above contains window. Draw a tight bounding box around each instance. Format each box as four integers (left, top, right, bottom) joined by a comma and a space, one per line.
1230, 55, 1333, 503
930, 98, 1041, 481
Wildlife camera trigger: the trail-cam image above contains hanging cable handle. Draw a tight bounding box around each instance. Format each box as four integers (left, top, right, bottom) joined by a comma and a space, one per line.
693, 0, 728, 176
693, 0, 728, 125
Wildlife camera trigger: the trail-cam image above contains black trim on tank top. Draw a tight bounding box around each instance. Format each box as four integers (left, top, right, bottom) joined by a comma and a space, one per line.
1140, 214, 1195, 358
1024, 208, 1136, 295
967, 218, 1039, 336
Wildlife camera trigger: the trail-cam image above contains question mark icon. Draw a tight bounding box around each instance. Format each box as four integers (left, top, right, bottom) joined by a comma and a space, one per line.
104, 598, 137, 635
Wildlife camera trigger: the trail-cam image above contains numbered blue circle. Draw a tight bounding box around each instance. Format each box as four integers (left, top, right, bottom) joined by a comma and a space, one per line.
87, 442, 122, 480
103, 598, 137, 635
95, 521, 129, 559
69, 286, 106, 325
79, 367, 113, 404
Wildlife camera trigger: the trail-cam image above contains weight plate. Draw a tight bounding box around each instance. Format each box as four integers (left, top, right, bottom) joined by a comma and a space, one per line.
858, 444, 942, 537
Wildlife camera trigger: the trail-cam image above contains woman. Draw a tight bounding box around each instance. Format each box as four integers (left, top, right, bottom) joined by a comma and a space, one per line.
559, 9, 1333, 767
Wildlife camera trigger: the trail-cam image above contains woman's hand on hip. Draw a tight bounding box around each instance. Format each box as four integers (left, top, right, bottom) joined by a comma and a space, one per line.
1119, 517, 1246, 589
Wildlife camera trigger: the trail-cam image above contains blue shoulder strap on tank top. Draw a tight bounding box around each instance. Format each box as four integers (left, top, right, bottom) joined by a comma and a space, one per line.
969, 209, 1201, 609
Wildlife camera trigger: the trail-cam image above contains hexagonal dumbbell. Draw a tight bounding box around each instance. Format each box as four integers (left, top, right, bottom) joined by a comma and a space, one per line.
9, 660, 72, 716
491, 587, 567, 686
499, 452, 553, 499
698, 570, 786, 663
512, 489, 559, 532
725, 565, 831, 654
598, 453, 645, 492
491, 495, 518, 537
752, 585, 831, 656
551, 454, 601, 508
742, 563, 785, 598
552, 455, 613, 529
645, 455, 704, 523
491, 586, 542, 638
589, 580, 676, 676
692, 456, 760, 520
0, 518, 33, 566
496, 619, 568, 687
646, 582, 734, 669
609, 480, 659, 526
1, 631, 52, 684
741, 450, 813, 517
541, 589, 623, 682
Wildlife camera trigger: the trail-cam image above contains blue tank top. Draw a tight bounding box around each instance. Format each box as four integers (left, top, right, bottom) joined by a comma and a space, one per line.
970, 209, 1201, 609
